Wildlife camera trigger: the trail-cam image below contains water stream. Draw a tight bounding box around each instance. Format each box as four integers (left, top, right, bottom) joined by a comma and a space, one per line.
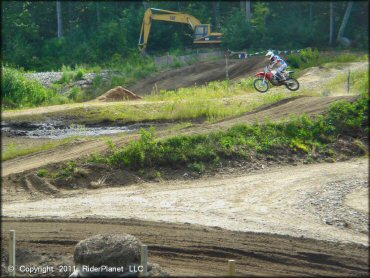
1, 122, 143, 139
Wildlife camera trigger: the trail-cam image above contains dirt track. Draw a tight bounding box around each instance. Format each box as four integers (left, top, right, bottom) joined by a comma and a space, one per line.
3, 61, 366, 177
129, 57, 267, 95
3, 158, 368, 245
2, 95, 354, 177
2, 159, 369, 276
2, 216, 368, 277
1, 60, 369, 276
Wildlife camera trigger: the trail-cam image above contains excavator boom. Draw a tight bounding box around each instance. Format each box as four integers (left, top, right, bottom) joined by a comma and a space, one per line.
138, 8, 222, 52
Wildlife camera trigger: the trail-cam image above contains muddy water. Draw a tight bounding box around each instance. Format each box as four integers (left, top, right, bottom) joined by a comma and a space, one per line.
1, 122, 144, 139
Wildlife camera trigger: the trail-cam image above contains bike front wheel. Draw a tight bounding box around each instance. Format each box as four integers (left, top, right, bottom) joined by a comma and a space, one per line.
254, 78, 269, 93
285, 78, 300, 91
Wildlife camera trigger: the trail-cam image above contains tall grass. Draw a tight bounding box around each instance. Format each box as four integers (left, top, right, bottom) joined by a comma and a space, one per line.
107, 53, 156, 87
146, 79, 255, 102
55, 65, 88, 85
98, 92, 368, 171
2, 138, 75, 161
287, 49, 368, 70
325, 68, 369, 94
2, 66, 69, 109
2, 53, 157, 109
19, 89, 288, 125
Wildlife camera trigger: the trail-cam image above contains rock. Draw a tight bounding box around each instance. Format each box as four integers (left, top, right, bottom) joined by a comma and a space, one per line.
324, 218, 333, 225
73, 234, 141, 276
71, 234, 167, 277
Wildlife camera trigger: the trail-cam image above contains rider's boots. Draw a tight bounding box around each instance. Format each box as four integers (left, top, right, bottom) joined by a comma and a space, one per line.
277, 72, 286, 81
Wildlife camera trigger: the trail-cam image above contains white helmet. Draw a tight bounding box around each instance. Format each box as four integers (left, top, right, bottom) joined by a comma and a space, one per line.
265, 50, 274, 59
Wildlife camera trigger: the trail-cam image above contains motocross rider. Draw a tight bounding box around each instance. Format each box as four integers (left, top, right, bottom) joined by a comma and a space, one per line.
265, 50, 287, 81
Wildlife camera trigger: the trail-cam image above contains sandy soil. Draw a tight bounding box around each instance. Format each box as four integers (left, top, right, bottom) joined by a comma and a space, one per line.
2, 217, 368, 277
3, 159, 368, 246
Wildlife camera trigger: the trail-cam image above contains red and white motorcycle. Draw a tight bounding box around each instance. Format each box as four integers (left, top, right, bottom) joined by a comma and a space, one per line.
253, 66, 300, 93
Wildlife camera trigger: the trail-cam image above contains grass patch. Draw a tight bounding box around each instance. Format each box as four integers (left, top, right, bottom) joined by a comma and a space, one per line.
146, 79, 254, 102
2, 54, 157, 110
287, 49, 368, 70
2, 138, 75, 161
2, 66, 70, 109
324, 68, 369, 94
106, 53, 156, 87
3, 86, 292, 125
36, 169, 49, 177
94, 92, 368, 172
55, 65, 87, 85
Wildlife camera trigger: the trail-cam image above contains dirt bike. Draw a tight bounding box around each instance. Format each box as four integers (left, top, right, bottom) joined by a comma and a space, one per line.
253, 66, 300, 93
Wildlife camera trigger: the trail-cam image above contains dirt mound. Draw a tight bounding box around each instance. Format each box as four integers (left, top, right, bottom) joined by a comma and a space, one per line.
129, 56, 268, 95
97, 86, 142, 102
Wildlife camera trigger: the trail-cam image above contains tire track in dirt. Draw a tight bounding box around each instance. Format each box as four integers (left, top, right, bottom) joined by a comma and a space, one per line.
2, 95, 354, 177
3, 159, 368, 245
129, 57, 267, 95
2, 217, 368, 277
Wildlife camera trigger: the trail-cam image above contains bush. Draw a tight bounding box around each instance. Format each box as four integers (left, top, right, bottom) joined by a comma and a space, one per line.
36, 169, 49, 177
287, 48, 319, 69
75, 69, 84, 80
1, 66, 63, 109
105, 93, 368, 171
188, 162, 206, 173
67, 87, 84, 102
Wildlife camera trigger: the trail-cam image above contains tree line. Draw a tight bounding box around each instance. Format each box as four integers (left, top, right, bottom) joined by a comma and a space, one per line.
2, 1, 368, 71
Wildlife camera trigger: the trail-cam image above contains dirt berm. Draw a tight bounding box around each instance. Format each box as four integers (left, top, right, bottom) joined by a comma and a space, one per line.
129, 56, 267, 95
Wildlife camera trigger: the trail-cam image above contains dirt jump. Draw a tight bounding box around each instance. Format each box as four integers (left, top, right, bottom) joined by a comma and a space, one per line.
2, 60, 368, 276
129, 56, 267, 95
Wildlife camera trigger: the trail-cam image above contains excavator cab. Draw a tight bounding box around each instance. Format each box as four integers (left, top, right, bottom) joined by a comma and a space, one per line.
194, 25, 210, 41
193, 24, 222, 44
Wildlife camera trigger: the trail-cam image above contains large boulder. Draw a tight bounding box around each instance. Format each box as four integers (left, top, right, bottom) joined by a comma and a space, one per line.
70, 234, 168, 277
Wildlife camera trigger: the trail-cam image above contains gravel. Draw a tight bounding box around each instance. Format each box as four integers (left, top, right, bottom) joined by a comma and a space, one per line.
24, 72, 64, 88
24, 71, 110, 92
299, 178, 368, 234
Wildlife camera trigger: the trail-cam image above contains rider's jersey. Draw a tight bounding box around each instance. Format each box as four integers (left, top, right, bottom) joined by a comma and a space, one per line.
269, 55, 287, 68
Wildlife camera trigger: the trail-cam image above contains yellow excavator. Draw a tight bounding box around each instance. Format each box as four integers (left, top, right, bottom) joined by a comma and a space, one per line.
138, 8, 223, 53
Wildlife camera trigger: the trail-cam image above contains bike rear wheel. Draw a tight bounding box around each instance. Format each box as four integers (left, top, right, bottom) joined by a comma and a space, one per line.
254, 78, 269, 93
285, 78, 300, 91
